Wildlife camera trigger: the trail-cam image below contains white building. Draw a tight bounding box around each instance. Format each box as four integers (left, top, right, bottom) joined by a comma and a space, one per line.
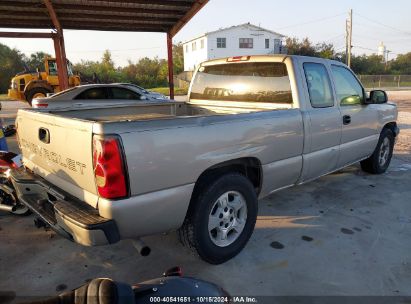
183, 23, 286, 71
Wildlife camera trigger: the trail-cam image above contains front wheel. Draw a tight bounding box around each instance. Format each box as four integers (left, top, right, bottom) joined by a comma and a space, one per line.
179, 173, 258, 264
26, 87, 50, 106
361, 128, 394, 174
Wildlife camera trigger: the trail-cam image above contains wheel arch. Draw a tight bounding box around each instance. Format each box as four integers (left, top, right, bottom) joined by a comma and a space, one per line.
382, 121, 399, 137
24, 80, 53, 97
186, 157, 263, 216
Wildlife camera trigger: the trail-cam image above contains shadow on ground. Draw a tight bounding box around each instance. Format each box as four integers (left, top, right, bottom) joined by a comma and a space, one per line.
1, 158, 411, 297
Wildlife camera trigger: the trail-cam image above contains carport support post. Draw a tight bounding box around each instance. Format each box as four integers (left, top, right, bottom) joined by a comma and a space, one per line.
52, 35, 68, 91
44, 0, 69, 91
58, 33, 69, 91
167, 32, 175, 100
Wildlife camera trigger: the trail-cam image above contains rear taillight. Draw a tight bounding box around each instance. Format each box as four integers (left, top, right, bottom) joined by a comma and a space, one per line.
93, 135, 128, 199
227, 56, 251, 62
35, 103, 48, 108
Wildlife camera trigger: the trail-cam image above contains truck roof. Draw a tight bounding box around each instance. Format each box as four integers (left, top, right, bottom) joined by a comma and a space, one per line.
199, 54, 345, 67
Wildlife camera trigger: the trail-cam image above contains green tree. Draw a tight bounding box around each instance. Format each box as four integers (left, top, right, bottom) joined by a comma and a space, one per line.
172, 43, 184, 75
26, 51, 52, 71
0, 43, 25, 93
133, 57, 168, 88
286, 37, 317, 57
71, 44, 184, 88
97, 50, 120, 83
316, 43, 336, 59
73, 60, 101, 83
389, 52, 411, 74
350, 54, 385, 75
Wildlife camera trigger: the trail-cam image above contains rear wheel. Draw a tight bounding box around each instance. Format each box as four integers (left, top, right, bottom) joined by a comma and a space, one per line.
360, 128, 394, 174
26, 87, 50, 106
179, 173, 258, 264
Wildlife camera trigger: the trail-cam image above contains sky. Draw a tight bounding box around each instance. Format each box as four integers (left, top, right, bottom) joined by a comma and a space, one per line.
0, 0, 410, 66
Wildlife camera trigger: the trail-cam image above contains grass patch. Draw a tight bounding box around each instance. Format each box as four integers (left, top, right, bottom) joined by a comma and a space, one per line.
149, 87, 188, 96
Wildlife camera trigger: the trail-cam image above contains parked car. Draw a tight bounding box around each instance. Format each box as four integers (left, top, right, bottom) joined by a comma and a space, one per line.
31, 83, 168, 109
12, 55, 398, 264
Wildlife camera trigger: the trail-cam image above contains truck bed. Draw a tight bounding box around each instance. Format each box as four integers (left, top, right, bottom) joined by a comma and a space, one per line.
53, 101, 293, 122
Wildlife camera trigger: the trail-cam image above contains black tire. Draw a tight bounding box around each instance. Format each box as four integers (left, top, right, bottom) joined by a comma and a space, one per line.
0, 184, 31, 216
179, 173, 258, 264
26, 87, 50, 105
360, 128, 394, 174
11, 204, 31, 216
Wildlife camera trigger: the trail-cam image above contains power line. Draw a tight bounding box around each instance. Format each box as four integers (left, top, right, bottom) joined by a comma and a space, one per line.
276, 12, 346, 30
335, 45, 346, 51
354, 12, 411, 36
323, 33, 345, 43
354, 33, 411, 45
353, 45, 400, 55
66, 46, 163, 53
355, 21, 411, 38
17, 46, 164, 54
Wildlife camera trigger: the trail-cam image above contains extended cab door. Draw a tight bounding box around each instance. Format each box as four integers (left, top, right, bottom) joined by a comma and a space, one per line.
330, 65, 379, 167
300, 61, 342, 181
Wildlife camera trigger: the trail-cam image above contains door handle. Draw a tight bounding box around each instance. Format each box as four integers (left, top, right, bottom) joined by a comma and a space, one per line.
343, 115, 351, 125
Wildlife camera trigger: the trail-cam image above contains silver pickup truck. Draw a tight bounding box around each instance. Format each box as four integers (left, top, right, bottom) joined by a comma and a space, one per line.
12, 55, 398, 264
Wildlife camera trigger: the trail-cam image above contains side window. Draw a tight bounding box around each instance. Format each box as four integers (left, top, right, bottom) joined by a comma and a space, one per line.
75, 88, 107, 100
110, 88, 140, 100
217, 38, 226, 48
239, 38, 253, 49
48, 60, 57, 76
331, 65, 364, 106
303, 63, 334, 108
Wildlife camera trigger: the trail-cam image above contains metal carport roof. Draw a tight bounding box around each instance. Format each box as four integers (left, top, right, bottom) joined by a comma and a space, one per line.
0, 0, 209, 97
0, 0, 208, 37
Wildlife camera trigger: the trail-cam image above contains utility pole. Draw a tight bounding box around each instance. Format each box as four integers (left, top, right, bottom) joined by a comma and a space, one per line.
385, 50, 391, 71
346, 9, 353, 67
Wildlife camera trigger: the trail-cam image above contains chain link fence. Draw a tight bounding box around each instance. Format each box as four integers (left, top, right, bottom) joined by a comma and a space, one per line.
358, 75, 411, 89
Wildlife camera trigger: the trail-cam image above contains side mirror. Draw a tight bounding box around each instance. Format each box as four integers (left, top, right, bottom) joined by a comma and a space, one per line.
366, 90, 388, 104
140, 95, 148, 100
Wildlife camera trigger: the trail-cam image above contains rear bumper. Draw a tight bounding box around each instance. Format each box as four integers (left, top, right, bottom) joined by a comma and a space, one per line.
10, 167, 120, 246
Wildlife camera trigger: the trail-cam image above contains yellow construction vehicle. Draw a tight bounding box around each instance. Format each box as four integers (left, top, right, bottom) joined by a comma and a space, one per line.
8, 57, 81, 104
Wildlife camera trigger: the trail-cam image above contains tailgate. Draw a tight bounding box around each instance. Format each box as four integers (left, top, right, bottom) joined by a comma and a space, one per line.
16, 109, 98, 207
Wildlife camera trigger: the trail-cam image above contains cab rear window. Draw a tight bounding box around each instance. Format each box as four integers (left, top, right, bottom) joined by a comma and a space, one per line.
190, 62, 293, 103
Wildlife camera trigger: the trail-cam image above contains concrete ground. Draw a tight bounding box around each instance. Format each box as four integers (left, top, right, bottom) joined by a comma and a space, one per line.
0, 93, 411, 299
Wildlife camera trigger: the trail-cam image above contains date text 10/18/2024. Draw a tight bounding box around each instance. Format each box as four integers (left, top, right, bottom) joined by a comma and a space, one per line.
149, 296, 258, 303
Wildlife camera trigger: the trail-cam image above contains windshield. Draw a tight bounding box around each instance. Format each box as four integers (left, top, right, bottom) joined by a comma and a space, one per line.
190, 62, 293, 103
47, 60, 74, 76
48, 86, 77, 98
123, 84, 149, 94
